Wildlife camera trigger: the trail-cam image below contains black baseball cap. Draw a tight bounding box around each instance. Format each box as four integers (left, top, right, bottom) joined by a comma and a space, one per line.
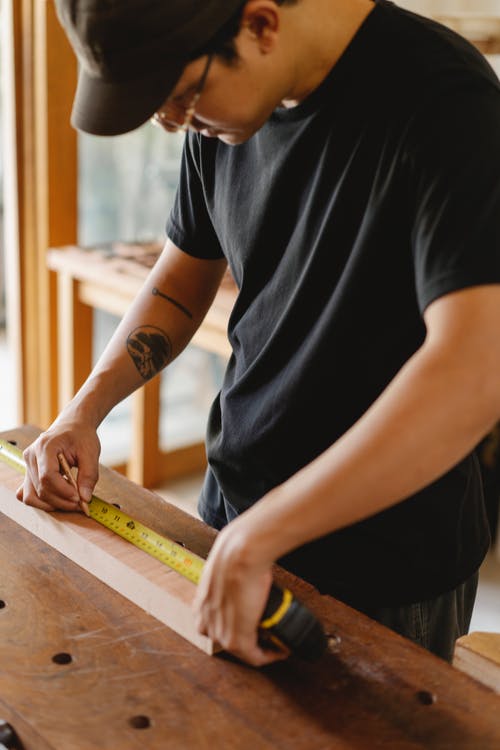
55, 0, 244, 136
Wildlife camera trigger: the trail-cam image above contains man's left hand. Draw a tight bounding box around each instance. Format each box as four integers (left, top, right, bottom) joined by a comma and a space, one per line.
193, 521, 289, 667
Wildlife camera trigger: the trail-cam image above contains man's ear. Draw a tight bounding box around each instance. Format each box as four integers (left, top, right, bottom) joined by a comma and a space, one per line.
241, 0, 280, 53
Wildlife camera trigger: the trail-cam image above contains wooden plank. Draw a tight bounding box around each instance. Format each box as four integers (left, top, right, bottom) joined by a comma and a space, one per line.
14, 0, 39, 423
453, 632, 500, 693
47, 245, 238, 325
0, 441, 214, 656
192, 323, 232, 359
128, 376, 162, 487
57, 273, 94, 410
79, 280, 133, 318
10, 0, 78, 427
39, 0, 78, 425
1, 0, 23, 424
154, 442, 208, 484
433, 13, 500, 54
2, 426, 500, 750
46, 246, 152, 299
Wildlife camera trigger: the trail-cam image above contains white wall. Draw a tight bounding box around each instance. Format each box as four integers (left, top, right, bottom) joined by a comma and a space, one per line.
397, 1, 500, 14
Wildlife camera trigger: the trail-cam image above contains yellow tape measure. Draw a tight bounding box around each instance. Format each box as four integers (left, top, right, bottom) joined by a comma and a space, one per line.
86, 497, 204, 584
0, 437, 327, 660
0, 438, 204, 584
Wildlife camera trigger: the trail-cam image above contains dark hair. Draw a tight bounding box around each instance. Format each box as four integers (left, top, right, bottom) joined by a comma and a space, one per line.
191, 0, 295, 64
190, 3, 245, 62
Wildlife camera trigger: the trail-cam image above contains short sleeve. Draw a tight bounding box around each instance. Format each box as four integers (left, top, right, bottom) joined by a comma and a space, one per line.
408, 81, 500, 312
166, 134, 224, 260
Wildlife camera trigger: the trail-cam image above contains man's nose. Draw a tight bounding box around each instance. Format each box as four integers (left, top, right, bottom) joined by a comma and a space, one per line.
151, 105, 186, 132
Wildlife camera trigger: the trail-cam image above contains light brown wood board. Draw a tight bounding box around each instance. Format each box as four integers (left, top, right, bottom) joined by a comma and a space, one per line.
0, 428, 214, 654
454, 631, 500, 693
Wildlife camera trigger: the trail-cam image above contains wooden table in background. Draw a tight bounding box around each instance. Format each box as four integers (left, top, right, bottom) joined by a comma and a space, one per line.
1, 425, 500, 750
47, 243, 236, 488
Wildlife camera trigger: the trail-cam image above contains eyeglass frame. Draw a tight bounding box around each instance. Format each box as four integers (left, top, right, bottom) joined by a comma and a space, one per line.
152, 53, 215, 132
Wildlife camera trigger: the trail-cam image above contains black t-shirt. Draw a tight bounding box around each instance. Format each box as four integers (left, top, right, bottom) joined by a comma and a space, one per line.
166, 0, 500, 607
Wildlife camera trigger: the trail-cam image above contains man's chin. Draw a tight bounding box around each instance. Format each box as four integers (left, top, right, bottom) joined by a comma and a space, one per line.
215, 131, 253, 146
198, 125, 258, 145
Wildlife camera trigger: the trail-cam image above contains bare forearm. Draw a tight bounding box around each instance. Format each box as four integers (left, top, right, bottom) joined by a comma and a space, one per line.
56, 244, 227, 429
58, 291, 190, 428
233, 286, 500, 565
248, 344, 496, 560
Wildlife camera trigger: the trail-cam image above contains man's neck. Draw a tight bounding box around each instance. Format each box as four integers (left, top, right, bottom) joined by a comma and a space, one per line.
280, 0, 375, 108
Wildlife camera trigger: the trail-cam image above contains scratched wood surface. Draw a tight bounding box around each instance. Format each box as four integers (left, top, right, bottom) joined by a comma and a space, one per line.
0, 450, 214, 655
1, 425, 500, 750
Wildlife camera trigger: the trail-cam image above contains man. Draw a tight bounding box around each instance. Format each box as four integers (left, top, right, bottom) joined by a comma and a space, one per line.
19, 0, 500, 666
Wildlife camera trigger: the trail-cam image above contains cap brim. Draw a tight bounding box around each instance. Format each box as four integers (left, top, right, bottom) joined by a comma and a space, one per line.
71, 63, 185, 136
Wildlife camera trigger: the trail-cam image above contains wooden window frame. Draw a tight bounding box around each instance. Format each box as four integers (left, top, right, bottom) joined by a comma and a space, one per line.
5, 0, 77, 427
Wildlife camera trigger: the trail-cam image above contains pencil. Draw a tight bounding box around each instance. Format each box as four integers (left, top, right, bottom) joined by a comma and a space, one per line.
57, 452, 90, 517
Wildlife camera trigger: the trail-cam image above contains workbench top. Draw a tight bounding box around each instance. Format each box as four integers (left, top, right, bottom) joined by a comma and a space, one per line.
1, 426, 499, 750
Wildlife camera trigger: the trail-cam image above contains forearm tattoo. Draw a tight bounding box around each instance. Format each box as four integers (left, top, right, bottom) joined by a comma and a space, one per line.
152, 287, 193, 319
126, 326, 171, 380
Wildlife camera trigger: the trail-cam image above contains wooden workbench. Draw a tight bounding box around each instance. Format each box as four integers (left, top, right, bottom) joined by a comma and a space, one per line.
47, 242, 237, 488
1, 426, 500, 750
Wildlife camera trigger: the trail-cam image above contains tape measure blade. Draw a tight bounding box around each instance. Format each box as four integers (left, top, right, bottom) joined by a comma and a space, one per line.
0, 439, 205, 585
0, 439, 26, 474
87, 496, 205, 584
0, 437, 327, 660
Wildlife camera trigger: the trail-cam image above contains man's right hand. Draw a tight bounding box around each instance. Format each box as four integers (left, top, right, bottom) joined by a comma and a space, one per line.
16, 421, 100, 513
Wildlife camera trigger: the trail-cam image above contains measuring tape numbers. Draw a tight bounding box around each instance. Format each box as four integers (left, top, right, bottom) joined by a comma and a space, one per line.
0, 437, 327, 660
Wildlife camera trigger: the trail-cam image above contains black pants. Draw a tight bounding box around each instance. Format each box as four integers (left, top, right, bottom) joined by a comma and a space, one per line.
360, 572, 479, 662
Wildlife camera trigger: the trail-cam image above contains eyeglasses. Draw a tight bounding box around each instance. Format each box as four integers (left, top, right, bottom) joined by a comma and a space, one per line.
152, 53, 214, 133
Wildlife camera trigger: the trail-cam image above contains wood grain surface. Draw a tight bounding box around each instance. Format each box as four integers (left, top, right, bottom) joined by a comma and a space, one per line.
1, 425, 500, 750
454, 632, 500, 693
0, 462, 214, 655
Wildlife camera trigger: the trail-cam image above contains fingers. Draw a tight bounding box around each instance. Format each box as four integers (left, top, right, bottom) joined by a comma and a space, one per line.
16, 481, 57, 513
17, 428, 100, 513
193, 534, 287, 667
234, 644, 289, 668
195, 601, 288, 667
16, 470, 83, 511
18, 482, 81, 511
75, 465, 99, 506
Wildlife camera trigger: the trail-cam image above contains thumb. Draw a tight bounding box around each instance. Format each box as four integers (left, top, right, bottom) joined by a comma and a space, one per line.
76, 464, 98, 503
78, 484, 94, 504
